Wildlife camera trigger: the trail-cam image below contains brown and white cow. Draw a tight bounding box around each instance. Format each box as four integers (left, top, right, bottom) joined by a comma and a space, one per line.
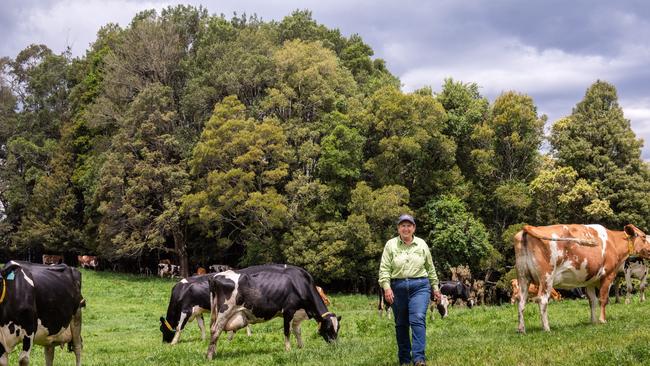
514, 224, 650, 332
510, 278, 562, 304
42, 254, 63, 265
78, 255, 99, 270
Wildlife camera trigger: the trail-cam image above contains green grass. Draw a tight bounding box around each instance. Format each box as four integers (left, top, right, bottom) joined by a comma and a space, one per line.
8, 270, 650, 365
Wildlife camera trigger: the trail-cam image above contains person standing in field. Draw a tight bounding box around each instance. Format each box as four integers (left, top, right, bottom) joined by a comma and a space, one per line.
378, 213, 441, 366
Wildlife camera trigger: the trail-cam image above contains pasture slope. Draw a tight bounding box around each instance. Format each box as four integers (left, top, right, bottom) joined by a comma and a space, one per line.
8, 270, 650, 365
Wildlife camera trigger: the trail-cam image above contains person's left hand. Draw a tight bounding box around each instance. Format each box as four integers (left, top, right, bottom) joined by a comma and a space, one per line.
432, 290, 441, 302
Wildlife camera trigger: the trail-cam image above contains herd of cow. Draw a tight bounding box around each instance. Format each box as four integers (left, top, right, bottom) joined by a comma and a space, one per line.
0, 223, 649, 364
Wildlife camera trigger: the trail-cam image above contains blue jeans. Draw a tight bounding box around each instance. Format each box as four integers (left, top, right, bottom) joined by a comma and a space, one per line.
391, 277, 431, 365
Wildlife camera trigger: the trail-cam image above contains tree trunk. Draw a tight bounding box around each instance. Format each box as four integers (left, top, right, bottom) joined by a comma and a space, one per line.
173, 230, 190, 278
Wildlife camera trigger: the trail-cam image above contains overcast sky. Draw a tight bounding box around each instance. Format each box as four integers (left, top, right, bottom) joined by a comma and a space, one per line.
3, 0, 649, 160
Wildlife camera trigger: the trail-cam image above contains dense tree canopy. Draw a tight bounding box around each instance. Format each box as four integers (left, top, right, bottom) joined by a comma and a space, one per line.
0, 6, 647, 289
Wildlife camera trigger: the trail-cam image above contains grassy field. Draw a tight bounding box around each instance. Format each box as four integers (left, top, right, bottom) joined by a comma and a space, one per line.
8, 269, 650, 366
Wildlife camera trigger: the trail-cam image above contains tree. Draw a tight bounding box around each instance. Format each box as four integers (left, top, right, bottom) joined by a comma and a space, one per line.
435, 78, 489, 180
364, 85, 458, 206
94, 84, 191, 275
551, 81, 649, 229
470, 91, 545, 232
183, 95, 290, 266
419, 195, 495, 275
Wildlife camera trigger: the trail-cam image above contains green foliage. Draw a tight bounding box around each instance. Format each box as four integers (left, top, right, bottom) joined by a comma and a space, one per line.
550, 81, 649, 229
420, 195, 495, 274
94, 84, 190, 261
2, 8, 649, 290
184, 96, 290, 264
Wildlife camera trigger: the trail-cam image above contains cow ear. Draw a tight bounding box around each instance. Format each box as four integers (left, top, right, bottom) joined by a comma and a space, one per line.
337, 316, 342, 322
160, 316, 165, 323
624, 225, 637, 237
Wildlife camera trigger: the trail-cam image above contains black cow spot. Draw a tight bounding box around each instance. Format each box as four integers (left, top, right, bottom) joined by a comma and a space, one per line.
219, 304, 229, 312
22, 336, 31, 352
15, 328, 20, 336
8, 323, 15, 334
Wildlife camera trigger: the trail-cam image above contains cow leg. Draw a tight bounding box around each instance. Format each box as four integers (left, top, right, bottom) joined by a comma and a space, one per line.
246, 325, 252, 337
517, 276, 529, 333
171, 312, 188, 345
598, 276, 615, 323
614, 276, 622, 304
291, 310, 308, 349
70, 307, 83, 366
197, 314, 206, 341
0, 352, 7, 366
44, 345, 55, 366
283, 311, 296, 351
625, 268, 633, 305
585, 287, 598, 323
18, 335, 33, 366
207, 309, 236, 360
640, 270, 648, 302
538, 281, 552, 331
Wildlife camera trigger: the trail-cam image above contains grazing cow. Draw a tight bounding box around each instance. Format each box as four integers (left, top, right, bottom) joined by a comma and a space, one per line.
614, 257, 648, 304
42, 254, 63, 265
160, 274, 251, 345
0, 260, 84, 366
510, 278, 562, 304
78, 255, 99, 270
159, 263, 180, 278
440, 280, 474, 308
206, 264, 340, 360
208, 264, 232, 273
514, 224, 650, 332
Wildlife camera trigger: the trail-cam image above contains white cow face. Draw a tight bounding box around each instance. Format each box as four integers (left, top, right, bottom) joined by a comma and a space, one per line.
318, 314, 341, 343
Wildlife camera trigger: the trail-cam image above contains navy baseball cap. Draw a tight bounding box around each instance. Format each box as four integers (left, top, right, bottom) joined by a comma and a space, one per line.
397, 214, 415, 225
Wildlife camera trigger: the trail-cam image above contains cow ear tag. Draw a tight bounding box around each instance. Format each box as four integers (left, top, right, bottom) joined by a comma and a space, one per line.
6, 271, 15, 280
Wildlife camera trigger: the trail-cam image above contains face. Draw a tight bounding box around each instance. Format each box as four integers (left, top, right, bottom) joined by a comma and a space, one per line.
634, 232, 650, 258
398, 222, 415, 239
626, 225, 650, 258
318, 314, 341, 343
160, 317, 175, 343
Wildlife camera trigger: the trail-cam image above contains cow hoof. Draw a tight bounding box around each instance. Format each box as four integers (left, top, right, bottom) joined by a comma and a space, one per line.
517, 328, 526, 334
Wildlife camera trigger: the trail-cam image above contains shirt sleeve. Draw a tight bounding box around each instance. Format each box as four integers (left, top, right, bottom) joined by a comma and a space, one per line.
378, 241, 393, 290
424, 243, 439, 291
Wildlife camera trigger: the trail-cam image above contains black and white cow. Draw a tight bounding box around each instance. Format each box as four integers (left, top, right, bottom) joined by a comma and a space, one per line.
208, 264, 232, 273
614, 257, 648, 304
158, 263, 180, 278
0, 260, 84, 366
206, 264, 340, 360
159, 274, 250, 344
440, 280, 474, 308
160, 274, 211, 344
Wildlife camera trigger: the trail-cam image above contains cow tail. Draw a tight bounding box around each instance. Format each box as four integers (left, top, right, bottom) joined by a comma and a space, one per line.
522, 231, 528, 249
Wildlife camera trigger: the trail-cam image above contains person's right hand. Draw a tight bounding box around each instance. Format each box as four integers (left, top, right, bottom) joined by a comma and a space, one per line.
384, 287, 394, 304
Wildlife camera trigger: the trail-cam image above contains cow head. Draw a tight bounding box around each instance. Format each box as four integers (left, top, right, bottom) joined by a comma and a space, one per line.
624, 224, 650, 258
318, 312, 341, 343
159, 316, 176, 343
436, 295, 449, 318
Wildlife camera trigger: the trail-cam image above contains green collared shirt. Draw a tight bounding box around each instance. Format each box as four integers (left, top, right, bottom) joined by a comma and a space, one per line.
378, 236, 439, 291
